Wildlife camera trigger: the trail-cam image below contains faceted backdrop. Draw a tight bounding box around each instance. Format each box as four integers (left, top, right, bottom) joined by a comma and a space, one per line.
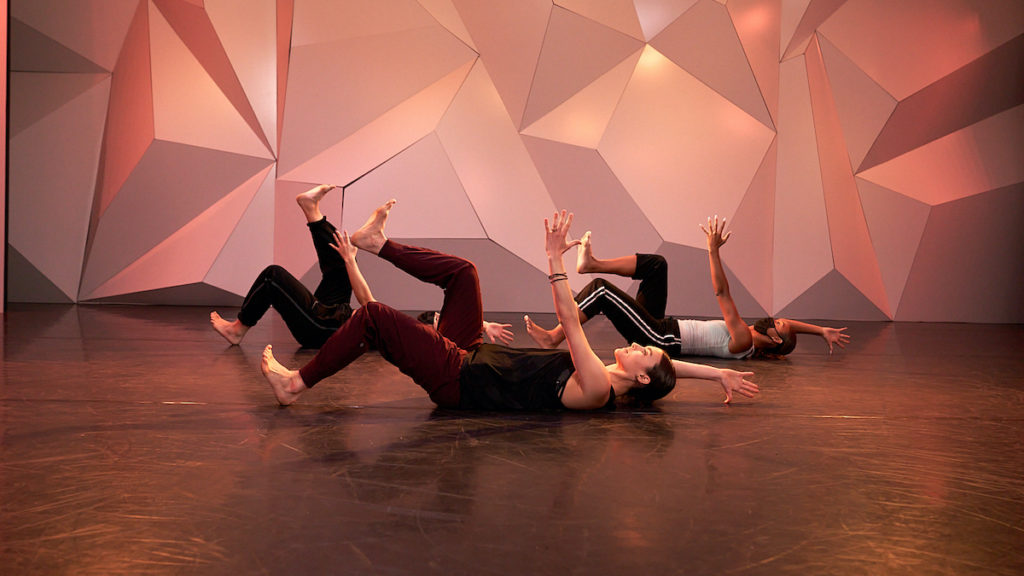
7, 0, 1024, 321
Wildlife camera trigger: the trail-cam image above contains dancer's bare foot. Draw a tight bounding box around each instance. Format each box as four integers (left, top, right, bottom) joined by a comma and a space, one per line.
576, 231, 596, 273
261, 345, 306, 406
351, 199, 396, 255
210, 311, 249, 345
524, 315, 564, 349
296, 184, 335, 223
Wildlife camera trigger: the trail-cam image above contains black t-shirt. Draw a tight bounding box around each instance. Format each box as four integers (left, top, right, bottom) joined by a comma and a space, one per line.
458, 344, 577, 411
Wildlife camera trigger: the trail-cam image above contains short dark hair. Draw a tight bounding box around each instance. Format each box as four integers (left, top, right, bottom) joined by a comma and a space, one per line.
753, 317, 796, 356
629, 351, 676, 405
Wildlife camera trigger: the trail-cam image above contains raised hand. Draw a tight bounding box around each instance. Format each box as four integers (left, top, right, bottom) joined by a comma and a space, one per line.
329, 229, 358, 263
544, 210, 580, 258
700, 215, 731, 252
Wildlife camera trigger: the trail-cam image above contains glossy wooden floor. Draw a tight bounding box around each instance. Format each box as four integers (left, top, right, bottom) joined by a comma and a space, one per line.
2, 304, 1022, 575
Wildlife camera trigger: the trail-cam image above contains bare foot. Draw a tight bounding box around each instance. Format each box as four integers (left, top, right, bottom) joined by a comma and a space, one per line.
211, 311, 248, 345
296, 184, 335, 223
351, 199, 396, 254
524, 315, 563, 349
576, 231, 596, 273
261, 345, 306, 406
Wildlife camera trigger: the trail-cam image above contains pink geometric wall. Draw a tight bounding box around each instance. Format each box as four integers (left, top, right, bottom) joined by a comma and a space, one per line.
7, 0, 1024, 322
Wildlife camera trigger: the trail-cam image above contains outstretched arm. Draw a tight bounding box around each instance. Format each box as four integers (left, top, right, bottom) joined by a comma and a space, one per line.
331, 229, 375, 307
783, 319, 850, 354
700, 216, 753, 354
545, 211, 610, 410
671, 359, 759, 404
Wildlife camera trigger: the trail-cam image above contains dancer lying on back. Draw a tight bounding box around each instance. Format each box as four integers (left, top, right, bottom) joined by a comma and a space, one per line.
260, 202, 759, 410
525, 216, 849, 359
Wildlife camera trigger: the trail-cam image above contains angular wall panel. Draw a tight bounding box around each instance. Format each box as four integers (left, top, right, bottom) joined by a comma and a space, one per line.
652, 0, 773, 129
6, 0, 1022, 322
601, 46, 775, 249
6, 247, 73, 304
9, 18, 108, 74
9, 72, 107, 138
819, 0, 1024, 100
150, 3, 272, 159
817, 33, 895, 171
858, 34, 1024, 172
9, 76, 110, 301
11, 0, 138, 71
451, 0, 551, 127
521, 6, 643, 129
857, 179, 930, 313
279, 60, 473, 185
342, 133, 486, 240
153, 0, 272, 155
727, 138, 778, 314
633, 0, 699, 41
554, 0, 644, 40
522, 134, 662, 292
205, 168, 277, 297
858, 105, 1024, 206
206, 0, 279, 156
81, 142, 273, 299
896, 184, 1024, 322
95, 0, 154, 224
778, 269, 889, 321
418, 0, 478, 51
83, 166, 271, 301
728, 0, 782, 126
521, 50, 640, 149
806, 36, 889, 317
278, 21, 475, 174
436, 61, 557, 273
779, 0, 845, 60
774, 55, 831, 313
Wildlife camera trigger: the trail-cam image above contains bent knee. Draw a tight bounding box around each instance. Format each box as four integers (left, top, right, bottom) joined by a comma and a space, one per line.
451, 260, 479, 286
647, 254, 667, 270
259, 264, 288, 280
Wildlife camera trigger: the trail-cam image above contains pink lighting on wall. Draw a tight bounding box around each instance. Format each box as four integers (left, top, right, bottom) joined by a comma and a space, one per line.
6, 0, 1023, 322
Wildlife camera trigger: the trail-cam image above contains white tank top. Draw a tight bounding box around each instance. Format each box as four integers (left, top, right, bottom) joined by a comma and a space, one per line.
676, 319, 754, 359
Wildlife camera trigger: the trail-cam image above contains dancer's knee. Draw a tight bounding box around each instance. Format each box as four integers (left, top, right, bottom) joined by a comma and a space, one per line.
258, 264, 289, 283
635, 254, 667, 280
647, 254, 667, 272
449, 260, 480, 293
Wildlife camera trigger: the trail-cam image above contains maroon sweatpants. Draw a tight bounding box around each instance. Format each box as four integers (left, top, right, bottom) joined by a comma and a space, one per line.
297, 240, 484, 408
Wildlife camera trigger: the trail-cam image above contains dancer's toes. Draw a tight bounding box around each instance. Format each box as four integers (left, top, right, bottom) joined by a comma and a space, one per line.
261, 345, 304, 406
211, 311, 246, 345
351, 199, 396, 254
576, 231, 595, 273
296, 184, 333, 207
296, 184, 334, 222
524, 315, 558, 349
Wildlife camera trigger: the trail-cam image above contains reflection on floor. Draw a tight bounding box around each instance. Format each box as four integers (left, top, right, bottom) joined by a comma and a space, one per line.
2, 304, 1022, 575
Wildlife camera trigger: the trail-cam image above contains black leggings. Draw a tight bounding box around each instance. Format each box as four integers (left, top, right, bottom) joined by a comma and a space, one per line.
574, 254, 681, 354
236, 218, 353, 348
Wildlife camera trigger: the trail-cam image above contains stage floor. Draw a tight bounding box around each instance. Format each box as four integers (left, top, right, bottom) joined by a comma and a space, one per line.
2, 304, 1022, 575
